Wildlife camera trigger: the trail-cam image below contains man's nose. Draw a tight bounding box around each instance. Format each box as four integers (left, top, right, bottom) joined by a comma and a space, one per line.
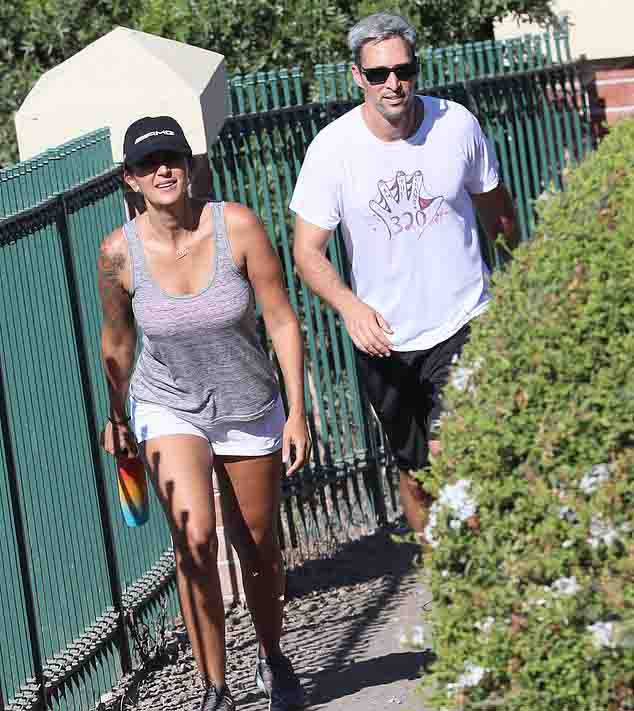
384, 70, 400, 90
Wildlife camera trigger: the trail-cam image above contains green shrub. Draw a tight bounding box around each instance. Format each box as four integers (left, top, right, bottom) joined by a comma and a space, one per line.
422, 119, 634, 711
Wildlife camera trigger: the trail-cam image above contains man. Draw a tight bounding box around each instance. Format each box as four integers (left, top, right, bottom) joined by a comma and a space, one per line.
291, 12, 519, 541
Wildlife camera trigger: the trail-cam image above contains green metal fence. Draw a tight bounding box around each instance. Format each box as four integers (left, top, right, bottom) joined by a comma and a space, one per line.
0, 166, 180, 711
0, 129, 114, 219
0, 22, 592, 711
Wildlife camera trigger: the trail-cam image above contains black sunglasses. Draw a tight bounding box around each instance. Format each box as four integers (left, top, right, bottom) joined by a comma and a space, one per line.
360, 58, 418, 85
130, 150, 186, 173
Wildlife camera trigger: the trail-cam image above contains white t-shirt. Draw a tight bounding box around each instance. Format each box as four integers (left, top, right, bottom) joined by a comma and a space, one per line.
290, 95, 500, 351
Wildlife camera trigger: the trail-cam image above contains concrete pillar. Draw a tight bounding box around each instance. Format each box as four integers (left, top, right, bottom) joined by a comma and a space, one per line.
15, 26, 228, 197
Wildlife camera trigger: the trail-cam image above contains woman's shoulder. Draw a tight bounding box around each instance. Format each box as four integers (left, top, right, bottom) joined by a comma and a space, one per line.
99, 225, 128, 262
221, 202, 266, 242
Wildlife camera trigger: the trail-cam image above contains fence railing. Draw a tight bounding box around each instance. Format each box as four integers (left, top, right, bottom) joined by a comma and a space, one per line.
0, 129, 114, 219
0, 21, 592, 711
224, 19, 575, 112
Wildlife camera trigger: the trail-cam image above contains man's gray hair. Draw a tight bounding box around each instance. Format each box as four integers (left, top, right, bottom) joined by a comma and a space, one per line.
347, 12, 417, 67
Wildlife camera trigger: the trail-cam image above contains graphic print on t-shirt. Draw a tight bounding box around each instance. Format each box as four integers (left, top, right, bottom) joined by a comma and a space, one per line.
369, 170, 444, 240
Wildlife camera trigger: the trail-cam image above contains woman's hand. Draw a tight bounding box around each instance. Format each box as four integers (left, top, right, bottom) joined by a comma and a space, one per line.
100, 420, 138, 460
282, 412, 311, 475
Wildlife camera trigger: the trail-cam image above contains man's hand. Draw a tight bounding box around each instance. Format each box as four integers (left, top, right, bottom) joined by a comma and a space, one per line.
471, 183, 520, 257
341, 299, 393, 357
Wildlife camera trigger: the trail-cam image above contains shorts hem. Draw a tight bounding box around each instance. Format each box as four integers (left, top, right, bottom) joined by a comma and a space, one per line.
136, 430, 209, 445
397, 459, 430, 473
213, 443, 283, 457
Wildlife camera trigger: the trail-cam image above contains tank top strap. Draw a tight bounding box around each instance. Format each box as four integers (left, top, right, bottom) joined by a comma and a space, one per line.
210, 201, 241, 275
122, 218, 149, 293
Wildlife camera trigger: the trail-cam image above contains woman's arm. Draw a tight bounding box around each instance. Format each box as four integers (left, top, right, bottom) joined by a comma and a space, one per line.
97, 228, 137, 457
225, 204, 310, 474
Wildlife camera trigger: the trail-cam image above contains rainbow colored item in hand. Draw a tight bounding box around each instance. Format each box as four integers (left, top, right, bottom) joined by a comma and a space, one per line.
117, 457, 149, 527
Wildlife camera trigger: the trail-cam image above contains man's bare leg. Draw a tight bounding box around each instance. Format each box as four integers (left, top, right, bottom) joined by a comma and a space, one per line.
398, 439, 441, 541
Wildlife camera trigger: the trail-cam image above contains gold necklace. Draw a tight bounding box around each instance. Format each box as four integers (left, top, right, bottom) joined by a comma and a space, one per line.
175, 229, 193, 260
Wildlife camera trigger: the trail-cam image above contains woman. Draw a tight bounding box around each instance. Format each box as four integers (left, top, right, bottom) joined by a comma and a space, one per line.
98, 115, 310, 711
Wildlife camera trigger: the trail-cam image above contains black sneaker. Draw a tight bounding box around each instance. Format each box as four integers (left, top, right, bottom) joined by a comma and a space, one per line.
255, 652, 306, 710
199, 683, 235, 711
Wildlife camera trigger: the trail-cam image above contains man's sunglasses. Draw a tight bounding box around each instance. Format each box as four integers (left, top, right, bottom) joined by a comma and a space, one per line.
360, 58, 418, 86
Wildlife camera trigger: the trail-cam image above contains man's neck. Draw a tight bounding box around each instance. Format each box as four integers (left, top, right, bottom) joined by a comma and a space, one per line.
362, 96, 424, 142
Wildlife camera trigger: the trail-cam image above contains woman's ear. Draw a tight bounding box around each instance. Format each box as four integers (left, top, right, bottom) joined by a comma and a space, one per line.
123, 168, 140, 194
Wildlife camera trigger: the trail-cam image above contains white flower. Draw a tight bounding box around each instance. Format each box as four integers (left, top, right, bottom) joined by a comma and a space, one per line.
551, 576, 581, 597
424, 479, 478, 547
425, 509, 439, 547
580, 464, 610, 494
440, 479, 477, 519
398, 624, 428, 649
475, 616, 495, 634
588, 517, 619, 548
562, 540, 574, 549
451, 366, 472, 392
450, 357, 483, 393
411, 625, 427, 648
447, 663, 488, 694
588, 621, 616, 649
559, 506, 577, 523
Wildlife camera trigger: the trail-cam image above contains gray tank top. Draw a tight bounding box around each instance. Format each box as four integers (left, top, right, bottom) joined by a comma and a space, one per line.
125, 201, 279, 425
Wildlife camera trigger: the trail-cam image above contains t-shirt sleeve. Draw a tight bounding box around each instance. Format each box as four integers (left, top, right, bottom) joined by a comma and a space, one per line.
463, 114, 500, 195
289, 133, 342, 231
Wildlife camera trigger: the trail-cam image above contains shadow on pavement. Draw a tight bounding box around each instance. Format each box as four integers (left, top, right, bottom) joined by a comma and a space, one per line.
305, 650, 434, 707
287, 525, 421, 597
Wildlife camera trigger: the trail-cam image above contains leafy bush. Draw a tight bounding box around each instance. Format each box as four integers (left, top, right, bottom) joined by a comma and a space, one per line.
423, 119, 634, 711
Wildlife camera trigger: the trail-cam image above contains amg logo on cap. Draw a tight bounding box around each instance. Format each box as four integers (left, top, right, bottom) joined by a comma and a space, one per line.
135, 130, 176, 144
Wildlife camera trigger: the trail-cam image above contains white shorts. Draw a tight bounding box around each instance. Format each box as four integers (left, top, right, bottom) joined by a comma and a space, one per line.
129, 395, 285, 457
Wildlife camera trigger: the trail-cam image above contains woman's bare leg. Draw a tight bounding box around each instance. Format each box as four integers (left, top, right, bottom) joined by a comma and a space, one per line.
214, 451, 284, 657
142, 434, 226, 686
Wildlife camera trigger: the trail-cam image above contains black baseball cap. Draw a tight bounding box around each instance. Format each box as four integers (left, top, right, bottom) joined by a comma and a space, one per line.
123, 116, 192, 167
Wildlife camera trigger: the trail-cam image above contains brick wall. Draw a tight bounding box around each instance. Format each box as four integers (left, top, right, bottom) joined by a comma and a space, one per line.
583, 60, 634, 133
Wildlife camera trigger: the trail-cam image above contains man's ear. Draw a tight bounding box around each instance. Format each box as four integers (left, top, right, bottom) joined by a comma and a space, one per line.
351, 64, 366, 92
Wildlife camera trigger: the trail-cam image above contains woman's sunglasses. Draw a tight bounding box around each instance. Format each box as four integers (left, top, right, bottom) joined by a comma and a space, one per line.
129, 150, 186, 173
360, 58, 418, 86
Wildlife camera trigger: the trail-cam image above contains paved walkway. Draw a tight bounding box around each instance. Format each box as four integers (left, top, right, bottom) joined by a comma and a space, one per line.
111, 529, 433, 711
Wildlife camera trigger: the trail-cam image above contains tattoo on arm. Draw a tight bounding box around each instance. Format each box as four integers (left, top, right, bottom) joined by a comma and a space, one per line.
97, 247, 134, 329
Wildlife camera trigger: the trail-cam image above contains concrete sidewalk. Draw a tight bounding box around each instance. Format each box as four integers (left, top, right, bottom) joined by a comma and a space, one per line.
112, 529, 433, 711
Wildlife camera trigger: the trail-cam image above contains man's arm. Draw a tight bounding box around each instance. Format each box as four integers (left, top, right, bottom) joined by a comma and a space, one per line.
471, 183, 521, 258
293, 215, 393, 357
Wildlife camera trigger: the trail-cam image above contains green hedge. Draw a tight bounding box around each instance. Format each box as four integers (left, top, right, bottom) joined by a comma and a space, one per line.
423, 119, 634, 711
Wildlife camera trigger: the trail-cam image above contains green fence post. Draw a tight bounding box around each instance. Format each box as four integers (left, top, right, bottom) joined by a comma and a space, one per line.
474, 41, 485, 78
484, 40, 495, 76
424, 47, 434, 87
336, 63, 349, 100
325, 63, 338, 100
56, 197, 133, 675
291, 66, 304, 105
0, 362, 47, 711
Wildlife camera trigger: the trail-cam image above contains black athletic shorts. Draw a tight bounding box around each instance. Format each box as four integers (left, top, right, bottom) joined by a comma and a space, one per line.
356, 324, 470, 471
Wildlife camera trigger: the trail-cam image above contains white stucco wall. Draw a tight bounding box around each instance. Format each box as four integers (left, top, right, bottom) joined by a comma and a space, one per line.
496, 1, 634, 61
